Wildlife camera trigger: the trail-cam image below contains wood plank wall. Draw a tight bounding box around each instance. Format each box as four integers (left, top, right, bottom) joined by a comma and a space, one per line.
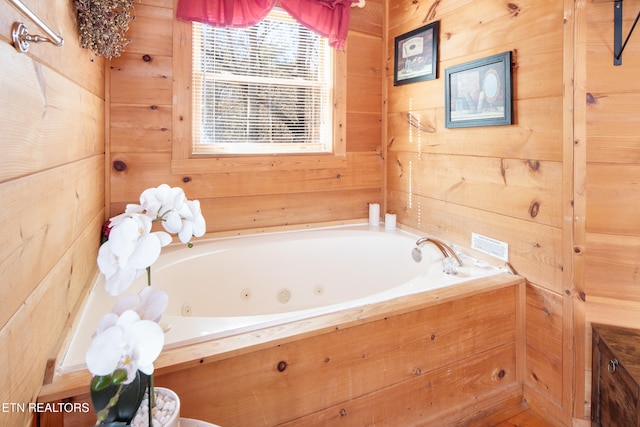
107, 0, 385, 232
386, 0, 571, 424
575, 0, 640, 421
0, 0, 105, 425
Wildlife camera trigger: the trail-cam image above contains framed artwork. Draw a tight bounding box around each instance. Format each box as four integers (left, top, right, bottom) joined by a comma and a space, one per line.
444, 51, 513, 128
393, 21, 439, 86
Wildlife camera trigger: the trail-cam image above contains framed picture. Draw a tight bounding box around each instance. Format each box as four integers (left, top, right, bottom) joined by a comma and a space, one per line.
393, 21, 439, 86
444, 51, 513, 128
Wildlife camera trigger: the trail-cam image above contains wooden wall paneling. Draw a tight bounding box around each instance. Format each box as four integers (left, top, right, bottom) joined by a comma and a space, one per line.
577, 0, 640, 421
110, 152, 381, 201
0, 156, 105, 330
0, 42, 105, 183
526, 283, 565, 416
0, 212, 103, 427
527, 284, 563, 360
585, 233, 640, 302
124, 2, 174, 56
191, 189, 382, 232
346, 32, 383, 79
387, 151, 563, 227
524, 345, 564, 411
586, 93, 640, 163
385, 77, 444, 112
585, 92, 640, 139
154, 286, 518, 426
588, 134, 640, 165
345, 32, 383, 154
346, 73, 383, 114
563, 0, 583, 423
434, 0, 563, 63
109, 54, 173, 105
586, 303, 640, 332
110, 105, 172, 153
506, 32, 564, 100
282, 344, 520, 426
387, 0, 475, 35
111, 189, 380, 233
0, 0, 105, 424
171, 11, 193, 165
583, 10, 640, 411
345, 112, 382, 152
586, 163, 640, 235
386, 98, 564, 161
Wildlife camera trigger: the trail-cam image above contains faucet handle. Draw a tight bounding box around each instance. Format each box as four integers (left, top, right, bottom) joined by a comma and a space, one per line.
442, 257, 459, 275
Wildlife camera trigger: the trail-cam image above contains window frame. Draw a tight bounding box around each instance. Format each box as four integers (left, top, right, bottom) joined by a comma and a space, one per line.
171, 13, 347, 175
191, 10, 334, 155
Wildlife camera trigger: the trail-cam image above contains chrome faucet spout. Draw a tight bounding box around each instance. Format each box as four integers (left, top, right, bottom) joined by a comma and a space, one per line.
414, 237, 463, 266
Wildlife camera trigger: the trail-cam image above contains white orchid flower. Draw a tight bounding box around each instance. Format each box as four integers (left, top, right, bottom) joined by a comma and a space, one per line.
86, 310, 165, 382
111, 287, 169, 323
177, 199, 207, 243
139, 184, 187, 233
97, 214, 171, 295
107, 203, 146, 227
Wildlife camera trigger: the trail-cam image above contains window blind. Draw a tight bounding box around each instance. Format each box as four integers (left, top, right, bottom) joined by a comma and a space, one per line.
191, 9, 333, 155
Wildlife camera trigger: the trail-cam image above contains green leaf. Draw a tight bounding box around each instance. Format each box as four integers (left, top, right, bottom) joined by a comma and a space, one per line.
111, 369, 128, 384
91, 375, 113, 392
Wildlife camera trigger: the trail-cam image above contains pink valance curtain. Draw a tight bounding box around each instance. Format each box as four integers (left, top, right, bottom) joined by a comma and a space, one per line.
176, 0, 277, 28
176, 0, 358, 50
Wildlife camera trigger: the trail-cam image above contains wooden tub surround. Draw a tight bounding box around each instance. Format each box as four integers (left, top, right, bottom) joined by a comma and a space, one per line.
38, 274, 525, 426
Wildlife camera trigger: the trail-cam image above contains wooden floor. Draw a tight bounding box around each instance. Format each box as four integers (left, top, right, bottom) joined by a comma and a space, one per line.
470, 404, 558, 427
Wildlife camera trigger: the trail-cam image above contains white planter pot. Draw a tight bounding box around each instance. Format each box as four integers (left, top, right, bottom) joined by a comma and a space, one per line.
132, 386, 180, 427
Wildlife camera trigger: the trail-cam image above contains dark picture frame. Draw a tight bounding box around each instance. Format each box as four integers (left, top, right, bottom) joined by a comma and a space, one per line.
444, 51, 513, 128
393, 21, 439, 86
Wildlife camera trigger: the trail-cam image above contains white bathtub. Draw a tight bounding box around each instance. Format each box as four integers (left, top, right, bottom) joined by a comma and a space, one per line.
59, 224, 503, 373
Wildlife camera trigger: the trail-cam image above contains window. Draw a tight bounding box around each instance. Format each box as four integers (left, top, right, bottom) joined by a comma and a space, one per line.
190, 8, 334, 155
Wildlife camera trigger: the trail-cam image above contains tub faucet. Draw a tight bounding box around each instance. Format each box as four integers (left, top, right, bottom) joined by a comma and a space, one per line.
412, 237, 463, 270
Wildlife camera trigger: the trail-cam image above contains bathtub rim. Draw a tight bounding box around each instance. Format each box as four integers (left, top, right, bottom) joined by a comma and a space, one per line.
38, 271, 522, 404
55, 220, 505, 374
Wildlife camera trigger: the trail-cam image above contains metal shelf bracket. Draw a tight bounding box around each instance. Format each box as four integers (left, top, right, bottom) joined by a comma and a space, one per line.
614, 0, 640, 66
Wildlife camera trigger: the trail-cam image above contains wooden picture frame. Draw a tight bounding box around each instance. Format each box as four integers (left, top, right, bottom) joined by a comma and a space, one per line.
393, 21, 439, 86
444, 51, 513, 128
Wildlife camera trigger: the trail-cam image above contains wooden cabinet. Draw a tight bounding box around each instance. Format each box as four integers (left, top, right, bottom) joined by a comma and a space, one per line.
591, 324, 640, 427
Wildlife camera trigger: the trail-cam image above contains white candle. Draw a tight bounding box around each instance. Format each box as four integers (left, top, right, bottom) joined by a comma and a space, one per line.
385, 213, 397, 231
368, 203, 380, 226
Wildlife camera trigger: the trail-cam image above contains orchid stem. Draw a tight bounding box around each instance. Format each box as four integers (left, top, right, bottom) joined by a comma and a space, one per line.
148, 374, 153, 427
146, 266, 151, 287
96, 383, 124, 422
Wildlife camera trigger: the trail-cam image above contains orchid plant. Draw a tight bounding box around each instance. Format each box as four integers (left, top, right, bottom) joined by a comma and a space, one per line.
87, 184, 206, 425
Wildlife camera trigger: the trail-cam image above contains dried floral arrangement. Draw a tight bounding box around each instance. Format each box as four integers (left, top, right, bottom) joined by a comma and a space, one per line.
74, 0, 135, 59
